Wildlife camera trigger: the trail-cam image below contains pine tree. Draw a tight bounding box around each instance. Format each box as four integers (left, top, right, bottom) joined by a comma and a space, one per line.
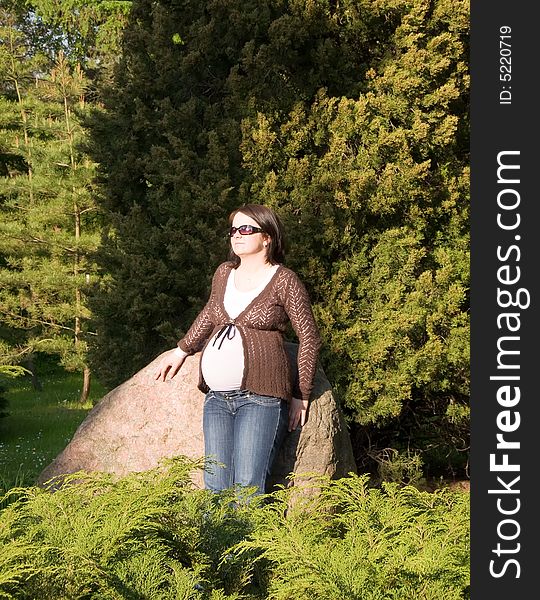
0, 11, 102, 402
26, 0, 132, 70
1, 1, 131, 400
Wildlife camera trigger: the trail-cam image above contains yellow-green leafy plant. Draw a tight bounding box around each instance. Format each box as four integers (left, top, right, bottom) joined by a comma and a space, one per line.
0, 461, 469, 599
233, 474, 470, 600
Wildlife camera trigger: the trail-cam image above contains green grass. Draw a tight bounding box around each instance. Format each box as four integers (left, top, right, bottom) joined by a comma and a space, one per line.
0, 360, 107, 490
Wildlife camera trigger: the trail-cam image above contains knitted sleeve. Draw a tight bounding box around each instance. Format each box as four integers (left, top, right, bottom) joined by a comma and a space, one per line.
177, 265, 224, 354
282, 271, 321, 402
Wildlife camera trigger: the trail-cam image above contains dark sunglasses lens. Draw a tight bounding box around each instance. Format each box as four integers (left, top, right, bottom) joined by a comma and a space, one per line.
229, 225, 258, 236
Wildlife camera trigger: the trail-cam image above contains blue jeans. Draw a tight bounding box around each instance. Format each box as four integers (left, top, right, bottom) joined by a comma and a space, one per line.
203, 389, 287, 495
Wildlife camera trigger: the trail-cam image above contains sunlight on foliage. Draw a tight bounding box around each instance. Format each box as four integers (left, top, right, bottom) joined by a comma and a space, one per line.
0, 461, 469, 599
234, 474, 470, 600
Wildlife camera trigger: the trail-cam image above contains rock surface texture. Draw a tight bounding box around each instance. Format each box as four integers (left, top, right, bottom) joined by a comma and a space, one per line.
38, 343, 357, 490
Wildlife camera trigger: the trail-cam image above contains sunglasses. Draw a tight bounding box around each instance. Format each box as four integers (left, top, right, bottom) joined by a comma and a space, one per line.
228, 225, 264, 237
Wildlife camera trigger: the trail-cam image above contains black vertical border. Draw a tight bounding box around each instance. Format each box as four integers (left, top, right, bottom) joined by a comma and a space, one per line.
471, 1, 539, 597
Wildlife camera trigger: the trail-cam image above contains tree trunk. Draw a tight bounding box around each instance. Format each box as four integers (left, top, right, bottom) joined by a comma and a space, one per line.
22, 356, 43, 391
79, 366, 91, 404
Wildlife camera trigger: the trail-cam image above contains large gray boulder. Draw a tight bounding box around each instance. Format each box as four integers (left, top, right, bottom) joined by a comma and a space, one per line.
38, 343, 357, 490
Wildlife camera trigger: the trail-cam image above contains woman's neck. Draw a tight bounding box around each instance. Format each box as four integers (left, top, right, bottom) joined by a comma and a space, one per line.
237, 254, 271, 273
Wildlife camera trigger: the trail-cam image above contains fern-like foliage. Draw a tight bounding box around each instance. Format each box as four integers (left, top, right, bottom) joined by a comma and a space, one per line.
232, 474, 470, 600
0, 457, 253, 599
0, 463, 469, 599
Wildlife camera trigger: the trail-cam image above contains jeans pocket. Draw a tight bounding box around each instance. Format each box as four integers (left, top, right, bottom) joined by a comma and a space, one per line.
204, 391, 216, 404
249, 394, 282, 407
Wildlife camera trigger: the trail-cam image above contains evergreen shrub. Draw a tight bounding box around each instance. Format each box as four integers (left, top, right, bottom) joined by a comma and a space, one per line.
0, 458, 469, 599
87, 0, 470, 478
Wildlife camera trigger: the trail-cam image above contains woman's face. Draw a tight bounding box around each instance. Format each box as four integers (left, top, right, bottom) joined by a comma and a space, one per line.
230, 211, 269, 260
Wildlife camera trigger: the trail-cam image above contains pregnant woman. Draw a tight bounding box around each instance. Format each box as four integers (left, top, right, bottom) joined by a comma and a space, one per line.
155, 204, 321, 495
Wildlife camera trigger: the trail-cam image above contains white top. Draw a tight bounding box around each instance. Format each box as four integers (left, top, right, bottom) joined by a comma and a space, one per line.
201, 265, 279, 391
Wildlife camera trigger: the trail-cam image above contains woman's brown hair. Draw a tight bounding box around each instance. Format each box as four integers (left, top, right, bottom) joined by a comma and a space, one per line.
227, 204, 286, 266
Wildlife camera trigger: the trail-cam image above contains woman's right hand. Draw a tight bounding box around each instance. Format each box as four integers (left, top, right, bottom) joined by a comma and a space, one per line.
154, 347, 187, 381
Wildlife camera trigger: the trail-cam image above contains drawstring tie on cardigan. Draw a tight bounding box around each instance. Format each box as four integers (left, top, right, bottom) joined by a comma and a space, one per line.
212, 322, 236, 350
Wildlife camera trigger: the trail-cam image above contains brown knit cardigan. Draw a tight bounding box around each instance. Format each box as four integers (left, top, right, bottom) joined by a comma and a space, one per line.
177, 262, 321, 402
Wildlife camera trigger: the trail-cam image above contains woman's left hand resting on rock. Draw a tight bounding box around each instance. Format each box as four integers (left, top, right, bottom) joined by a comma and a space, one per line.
154, 347, 187, 381
288, 397, 308, 432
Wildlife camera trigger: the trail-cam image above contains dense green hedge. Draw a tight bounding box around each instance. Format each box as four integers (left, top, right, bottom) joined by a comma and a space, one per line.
87, 0, 469, 477
0, 458, 469, 599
